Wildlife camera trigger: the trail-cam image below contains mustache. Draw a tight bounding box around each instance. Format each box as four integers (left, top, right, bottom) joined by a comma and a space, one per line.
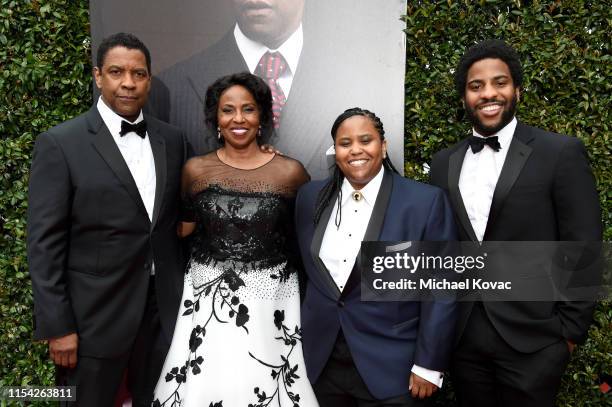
239, 1, 273, 10
477, 98, 504, 105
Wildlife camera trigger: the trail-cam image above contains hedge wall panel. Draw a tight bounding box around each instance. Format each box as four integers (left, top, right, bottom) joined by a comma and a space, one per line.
403, 1, 610, 405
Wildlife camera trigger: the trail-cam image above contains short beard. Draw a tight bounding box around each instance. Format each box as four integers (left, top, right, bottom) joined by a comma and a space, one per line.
465, 95, 517, 136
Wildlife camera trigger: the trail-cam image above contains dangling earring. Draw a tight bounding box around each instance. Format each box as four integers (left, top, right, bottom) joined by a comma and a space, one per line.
383, 151, 387, 159
217, 127, 221, 140
258, 126, 262, 137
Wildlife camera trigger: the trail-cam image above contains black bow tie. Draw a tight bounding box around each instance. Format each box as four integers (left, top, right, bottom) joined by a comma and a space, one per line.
119, 120, 147, 138
468, 136, 501, 153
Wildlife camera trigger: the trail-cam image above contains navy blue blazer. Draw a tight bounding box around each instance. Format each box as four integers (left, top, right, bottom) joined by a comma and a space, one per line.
295, 170, 458, 399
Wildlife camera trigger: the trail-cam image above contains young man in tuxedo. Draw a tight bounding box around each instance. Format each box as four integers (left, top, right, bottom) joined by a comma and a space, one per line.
27, 33, 189, 406
430, 39, 602, 406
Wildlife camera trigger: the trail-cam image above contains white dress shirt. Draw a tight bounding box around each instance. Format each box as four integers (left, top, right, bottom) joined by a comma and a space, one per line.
459, 117, 516, 242
97, 97, 156, 275
97, 96, 156, 221
320, 167, 383, 290
319, 167, 443, 387
234, 23, 303, 98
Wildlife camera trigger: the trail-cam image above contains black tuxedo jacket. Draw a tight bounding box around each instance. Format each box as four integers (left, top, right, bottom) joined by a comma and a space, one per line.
148, 24, 389, 180
430, 122, 602, 352
27, 107, 189, 358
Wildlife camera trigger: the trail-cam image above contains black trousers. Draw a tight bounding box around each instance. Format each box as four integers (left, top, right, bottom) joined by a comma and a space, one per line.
57, 277, 169, 407
451, 303, 570, 407
314, 332, 428, 407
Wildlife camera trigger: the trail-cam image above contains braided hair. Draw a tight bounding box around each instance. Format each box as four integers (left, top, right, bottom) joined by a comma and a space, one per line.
313, 107, 399, 225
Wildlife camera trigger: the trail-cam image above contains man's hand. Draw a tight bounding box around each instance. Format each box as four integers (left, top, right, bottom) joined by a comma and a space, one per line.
567, 340, 576, 354
49, 333, 78, 368
260, 144, 283, 155
409, 372, 438, 399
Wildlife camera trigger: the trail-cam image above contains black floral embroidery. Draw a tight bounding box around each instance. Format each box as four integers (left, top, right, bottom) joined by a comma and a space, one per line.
269, 262, 297, 283
153, 266, 251, 406
153, 158, 312, 405
234, 303, 250, 327
248, 309, 303, 407
223, 270, 246, 292
274, 310, 284, 330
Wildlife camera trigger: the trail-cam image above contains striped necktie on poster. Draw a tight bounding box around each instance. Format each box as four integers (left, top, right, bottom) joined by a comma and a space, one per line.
255, 51, 287, 128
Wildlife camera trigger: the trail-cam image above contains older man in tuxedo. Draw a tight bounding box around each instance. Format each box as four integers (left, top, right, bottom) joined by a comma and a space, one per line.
430, 39, 602, 407
27, 33, 189, 406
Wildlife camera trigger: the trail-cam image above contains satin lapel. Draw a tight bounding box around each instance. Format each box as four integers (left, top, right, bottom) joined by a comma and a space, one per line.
362, 170, 393, 242
148, 120, 167, 228
483, 126, 533, 240
88, 109, 149, 219
448, 142, 478, 242
341, 170, 393, 297
309, 193, 342, 300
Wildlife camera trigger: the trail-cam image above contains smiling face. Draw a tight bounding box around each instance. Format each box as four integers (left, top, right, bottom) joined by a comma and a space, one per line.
94, 46, 151, 122
334, 115, 387, 190
231, 0, 304, 49
217, 85, 261, 150
464, 58, 520, 136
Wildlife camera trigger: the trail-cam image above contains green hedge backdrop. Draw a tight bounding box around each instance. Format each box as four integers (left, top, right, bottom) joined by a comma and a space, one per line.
402, 1, 610, 405
0, 0, 609, 405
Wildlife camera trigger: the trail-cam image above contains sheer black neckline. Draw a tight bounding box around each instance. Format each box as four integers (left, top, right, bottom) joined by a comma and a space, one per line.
215, 150, 277, 171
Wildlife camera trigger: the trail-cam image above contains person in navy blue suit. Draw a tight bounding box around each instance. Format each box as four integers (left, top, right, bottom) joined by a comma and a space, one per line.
295, 108, 457, 406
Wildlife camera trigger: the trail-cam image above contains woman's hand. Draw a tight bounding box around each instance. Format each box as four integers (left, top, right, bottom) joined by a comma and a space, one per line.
260, 144, 283, 155
177, 222, 196, 238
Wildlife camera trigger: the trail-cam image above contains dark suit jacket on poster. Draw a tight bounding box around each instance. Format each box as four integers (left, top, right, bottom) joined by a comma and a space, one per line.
295, 171, 457, 399
148, 22, 391, 180
27, 107, 188, 357
430, 122, 602, 352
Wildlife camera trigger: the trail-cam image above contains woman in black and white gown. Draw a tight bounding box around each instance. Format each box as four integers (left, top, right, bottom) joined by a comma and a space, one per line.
152, 72, 318, 407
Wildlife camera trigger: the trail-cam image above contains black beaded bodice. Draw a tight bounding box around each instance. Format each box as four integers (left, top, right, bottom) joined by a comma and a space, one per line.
182, 152, 309, 271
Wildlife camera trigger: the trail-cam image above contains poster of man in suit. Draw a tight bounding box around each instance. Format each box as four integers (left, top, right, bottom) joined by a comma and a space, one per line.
89, 0, 407, 180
